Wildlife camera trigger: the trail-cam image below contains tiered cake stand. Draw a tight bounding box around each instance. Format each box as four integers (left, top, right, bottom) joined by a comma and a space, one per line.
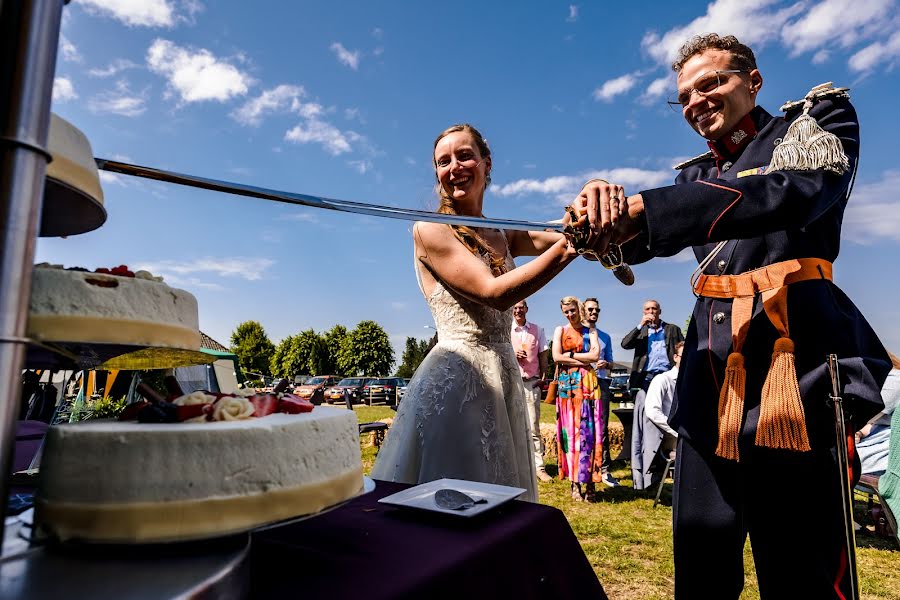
0, 4, 244, 596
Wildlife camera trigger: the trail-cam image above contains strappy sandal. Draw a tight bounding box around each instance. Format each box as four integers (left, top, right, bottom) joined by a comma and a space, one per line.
571, 483, 584, 502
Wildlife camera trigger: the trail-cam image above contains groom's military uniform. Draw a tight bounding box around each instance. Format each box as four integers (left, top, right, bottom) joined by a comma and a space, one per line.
623, 85, 891, 599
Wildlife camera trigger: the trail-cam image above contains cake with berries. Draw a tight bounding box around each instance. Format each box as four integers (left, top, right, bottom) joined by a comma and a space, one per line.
35, 393, 364, 543
26, 263, 200, 350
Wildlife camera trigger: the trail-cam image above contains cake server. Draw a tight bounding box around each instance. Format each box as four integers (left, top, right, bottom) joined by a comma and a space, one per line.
95, 158, 634, 286
434, 488, 488, 511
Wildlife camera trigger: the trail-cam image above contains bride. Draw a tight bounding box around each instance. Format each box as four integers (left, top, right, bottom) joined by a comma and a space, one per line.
371, 124, 586, 501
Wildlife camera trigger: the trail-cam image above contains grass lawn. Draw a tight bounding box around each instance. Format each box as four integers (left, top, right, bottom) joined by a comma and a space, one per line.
348, 403, 900, 599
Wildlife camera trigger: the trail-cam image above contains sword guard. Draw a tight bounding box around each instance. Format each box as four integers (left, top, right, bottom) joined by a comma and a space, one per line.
562, 207, 635, 285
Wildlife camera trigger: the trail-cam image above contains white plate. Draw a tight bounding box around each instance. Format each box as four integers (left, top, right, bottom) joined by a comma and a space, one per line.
378, 478, 525, 517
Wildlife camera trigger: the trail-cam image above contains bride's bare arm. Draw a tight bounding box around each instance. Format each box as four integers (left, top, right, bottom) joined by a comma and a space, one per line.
415, 222, 577, 312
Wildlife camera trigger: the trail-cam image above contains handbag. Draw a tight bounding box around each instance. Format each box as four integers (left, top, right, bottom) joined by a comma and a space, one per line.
543, 365, 559, 405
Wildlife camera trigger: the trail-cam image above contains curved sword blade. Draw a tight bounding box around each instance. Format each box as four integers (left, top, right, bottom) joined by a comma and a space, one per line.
95, 159, 565, 233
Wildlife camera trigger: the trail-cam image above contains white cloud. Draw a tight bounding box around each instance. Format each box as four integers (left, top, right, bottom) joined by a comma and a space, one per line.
493, 167, 672, 203
77, 0, 177, 28
593, 73, 639, 102
285, 119, 360, 155
135, 257, 275, 281
60, 35, 81, 63
99, 171, 126, 186
779, 0, 890, 56
812, 49, 830, 64
843, 169, 900, 244
641, 0, 803, 67
848, 30, 900, 72
88, 58, 139, 78
639, 75, 672, 105
231, 84, 305, 126
146, 38, 251, 103
330, 42, 360, 70
348, 159, 373, 174
88, 80, 146, 116
567, 5, 579, 22
52, 77, 78, 103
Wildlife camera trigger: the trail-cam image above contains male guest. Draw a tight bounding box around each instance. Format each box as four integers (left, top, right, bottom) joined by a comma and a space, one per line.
583, 297, 618, 487
576, 33, 889, 599
511, 300, 552, 482
621, 300, 683, 392
641, 341, 682, 490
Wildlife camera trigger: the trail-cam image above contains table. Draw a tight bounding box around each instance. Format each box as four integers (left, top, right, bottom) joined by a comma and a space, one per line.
612, 407, 634, 462
251, 479, 607, 599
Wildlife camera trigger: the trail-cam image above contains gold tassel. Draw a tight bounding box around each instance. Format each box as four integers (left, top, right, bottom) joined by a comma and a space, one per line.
715, 352, 746, 461
755, 337, 811, 452
769, 87, 849, 175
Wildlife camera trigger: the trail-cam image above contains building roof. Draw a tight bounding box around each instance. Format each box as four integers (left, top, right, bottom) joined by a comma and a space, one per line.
200, 331, 230, 353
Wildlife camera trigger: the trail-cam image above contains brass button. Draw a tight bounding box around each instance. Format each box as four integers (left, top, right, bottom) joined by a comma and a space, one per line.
717, 259, 727, 272
713, 312, 726, 324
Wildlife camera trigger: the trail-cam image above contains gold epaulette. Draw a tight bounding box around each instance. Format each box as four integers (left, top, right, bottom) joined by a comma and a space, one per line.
779, 82, 850, 113
673, 151, 714, 170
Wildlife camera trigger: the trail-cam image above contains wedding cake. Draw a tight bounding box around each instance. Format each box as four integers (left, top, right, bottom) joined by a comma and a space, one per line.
35, 405, 363, 542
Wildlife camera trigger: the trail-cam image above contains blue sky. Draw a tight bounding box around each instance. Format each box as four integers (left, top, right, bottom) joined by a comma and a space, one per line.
42, 0, 900, 369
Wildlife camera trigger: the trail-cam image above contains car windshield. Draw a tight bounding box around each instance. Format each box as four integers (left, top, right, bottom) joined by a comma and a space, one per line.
611, 375, 629, 386
369, 379, 393, 385
338, 378, 365, 386
306, 377, 327, 385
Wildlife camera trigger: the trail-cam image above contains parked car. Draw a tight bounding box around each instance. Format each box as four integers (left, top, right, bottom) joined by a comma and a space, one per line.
397, 378, 412, 401
361, 377, 404, 405
326, 377, 370, 404
293, 375, 342, 405
609, 372, 637, 405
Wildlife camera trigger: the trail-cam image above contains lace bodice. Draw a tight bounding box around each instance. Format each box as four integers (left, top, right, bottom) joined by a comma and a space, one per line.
418, 247, 515, 345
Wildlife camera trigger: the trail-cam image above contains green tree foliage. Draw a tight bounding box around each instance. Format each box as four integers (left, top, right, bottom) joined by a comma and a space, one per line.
276, 329, 329, 377
395, 336, 431, 378
338, 320, 395, 376
270, 335, 294, 378
322, 325, 348, 375
230, 320, 275, 377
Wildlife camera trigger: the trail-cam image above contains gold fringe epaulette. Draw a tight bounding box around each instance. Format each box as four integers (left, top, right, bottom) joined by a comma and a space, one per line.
673, 151, 714, 170
770, 82, 850, 175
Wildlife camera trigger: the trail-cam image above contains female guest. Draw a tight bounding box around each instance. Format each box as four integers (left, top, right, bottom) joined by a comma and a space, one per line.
552, 296, 602, 501
372, 124, 583, 502
857, 352, 900, 475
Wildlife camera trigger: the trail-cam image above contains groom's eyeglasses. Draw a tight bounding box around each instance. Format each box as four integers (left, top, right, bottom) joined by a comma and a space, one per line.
667, 69, 748, 110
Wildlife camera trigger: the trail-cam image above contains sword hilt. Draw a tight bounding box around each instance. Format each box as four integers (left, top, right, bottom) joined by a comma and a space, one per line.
563, 207, 635, 286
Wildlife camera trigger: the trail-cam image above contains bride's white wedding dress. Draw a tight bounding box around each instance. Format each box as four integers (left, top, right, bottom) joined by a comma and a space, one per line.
371, 251, 538, 502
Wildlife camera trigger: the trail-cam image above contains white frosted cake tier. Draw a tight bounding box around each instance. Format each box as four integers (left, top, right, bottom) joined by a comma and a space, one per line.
36, 407, 363, 542
27, 267, 200, 349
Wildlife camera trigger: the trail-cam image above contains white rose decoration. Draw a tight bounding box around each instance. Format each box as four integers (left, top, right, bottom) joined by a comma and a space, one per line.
213, 396, 255, 421
234, 388, 256, 397
174, 391, 217, 406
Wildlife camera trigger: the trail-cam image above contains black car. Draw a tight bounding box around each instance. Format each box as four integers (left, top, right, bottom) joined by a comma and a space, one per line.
326, 377, 370, 404
609, 372, 637, 405
361, 377, 404, 406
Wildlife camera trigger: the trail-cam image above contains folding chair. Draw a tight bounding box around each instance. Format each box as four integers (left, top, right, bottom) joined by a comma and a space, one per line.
345, 390, 388, 449
855, 473, 900, 547
653, 450, 676, 508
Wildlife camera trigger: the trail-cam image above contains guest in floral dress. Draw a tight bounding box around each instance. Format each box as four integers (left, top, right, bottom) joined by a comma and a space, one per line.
552, 296, 602, 501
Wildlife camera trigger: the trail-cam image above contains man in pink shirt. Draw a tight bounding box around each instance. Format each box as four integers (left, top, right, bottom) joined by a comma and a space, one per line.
512, 300, 552, 482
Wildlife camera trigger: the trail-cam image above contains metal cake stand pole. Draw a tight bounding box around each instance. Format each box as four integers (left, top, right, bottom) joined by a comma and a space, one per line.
0, 0, 65, 544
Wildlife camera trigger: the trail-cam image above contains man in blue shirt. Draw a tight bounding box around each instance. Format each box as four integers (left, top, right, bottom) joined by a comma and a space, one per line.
621, 300, 684, 393
584, 297, 619, 487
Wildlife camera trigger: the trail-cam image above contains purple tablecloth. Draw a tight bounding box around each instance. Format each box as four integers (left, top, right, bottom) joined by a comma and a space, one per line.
250, 479, 606, 599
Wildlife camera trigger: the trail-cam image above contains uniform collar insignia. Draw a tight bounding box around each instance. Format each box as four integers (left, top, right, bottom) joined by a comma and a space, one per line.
708, 111, 758, 160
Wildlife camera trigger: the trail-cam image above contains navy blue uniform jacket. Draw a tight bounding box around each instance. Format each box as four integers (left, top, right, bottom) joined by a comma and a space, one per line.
623, 98, 891, 456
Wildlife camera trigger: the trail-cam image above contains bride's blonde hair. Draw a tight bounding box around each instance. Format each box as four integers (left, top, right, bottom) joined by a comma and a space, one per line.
433, 123, 506, 276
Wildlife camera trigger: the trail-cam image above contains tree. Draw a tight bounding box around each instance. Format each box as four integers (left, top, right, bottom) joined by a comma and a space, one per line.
281, 329, 329, 377
322, 325, 348, 375
230, 321, 275, 378
270, 335, 294, 378
338, 320, 395, 376
395, 336, 431, 378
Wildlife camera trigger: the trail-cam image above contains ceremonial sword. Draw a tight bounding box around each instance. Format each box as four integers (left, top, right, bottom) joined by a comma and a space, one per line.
94, 159, 634, 285
827, 354, 859, 600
